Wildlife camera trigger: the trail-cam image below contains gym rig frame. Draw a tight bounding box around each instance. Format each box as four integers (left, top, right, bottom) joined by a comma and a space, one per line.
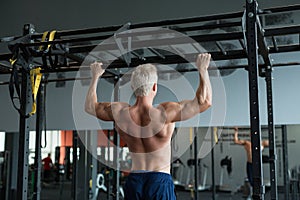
0, 1, 300, 200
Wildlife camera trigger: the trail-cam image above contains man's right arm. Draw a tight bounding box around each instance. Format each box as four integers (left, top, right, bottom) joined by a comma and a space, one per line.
84, 62, 128, 121
160, 53, 212, 123
233, 127, 246, 145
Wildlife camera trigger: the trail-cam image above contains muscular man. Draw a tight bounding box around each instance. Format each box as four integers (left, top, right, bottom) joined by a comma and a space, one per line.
85, 53, 212, 200
233, 127, 269, 186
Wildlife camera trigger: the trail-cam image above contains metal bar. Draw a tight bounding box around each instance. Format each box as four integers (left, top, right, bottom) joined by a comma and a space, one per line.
211, 127, 216, 200
215, 41, 227, 55
0, 35, 22, 43
76, 132, 89, 200
1, 61, 300, 86
113, 75, 120, 200
281, 125, 289, 200
256, 16, 272, 67
246, 1, 264, 199
194, 127, 198, 200
269, 44, 300, 54
5, 151, 11, 200
131, 51, 144, 60
131, 12, 244, 28
85, 135, 92, 199
113, 128, 120, 200
174, 21, 241, 32
0, 53, 12, 60
29, 11, 244, 39
265, 25, 300, 37
271, 37, 278, 52
16, 67, 31, 200
239, 39, 246, 50
107, 131, 111, 200
262, 4, 300, 14
91, 131, 98, 200
148, 47, 166, 59
16, 25, 35, 200
44, 25, 123, 38
2, 40, 300, 68
21, 31, 244, 49
72, 131, 78, 200
69, 50, 247, 65
33, 78, 45, 200
265, 68, 278, 199
14, 20, 300, 52
2, 43, 299, 73
0, 62, 11, 70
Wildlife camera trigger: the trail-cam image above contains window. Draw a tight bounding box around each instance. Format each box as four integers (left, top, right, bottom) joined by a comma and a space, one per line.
0, 132, 5, 151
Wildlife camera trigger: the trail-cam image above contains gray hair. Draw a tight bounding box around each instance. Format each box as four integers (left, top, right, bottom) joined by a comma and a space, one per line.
131, 64, 158, 96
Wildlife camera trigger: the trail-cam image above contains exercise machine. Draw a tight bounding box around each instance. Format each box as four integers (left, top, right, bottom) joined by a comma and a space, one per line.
171, 158, 185, 190
185, 158, 210, 191
217, 156, 232, 193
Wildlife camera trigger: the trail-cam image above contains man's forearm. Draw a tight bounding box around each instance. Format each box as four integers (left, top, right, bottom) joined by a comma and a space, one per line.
85, 76, 99, 116
234, 133, 238, 143
234, 129, 240, 144
197, 69, 212, 105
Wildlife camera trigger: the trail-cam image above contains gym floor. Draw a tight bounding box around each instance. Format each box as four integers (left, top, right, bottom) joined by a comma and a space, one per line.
40, 181, 286, 200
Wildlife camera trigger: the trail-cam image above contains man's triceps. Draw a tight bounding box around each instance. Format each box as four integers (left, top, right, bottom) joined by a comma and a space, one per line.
170, 100, 199, 122
95, 102, 114, 121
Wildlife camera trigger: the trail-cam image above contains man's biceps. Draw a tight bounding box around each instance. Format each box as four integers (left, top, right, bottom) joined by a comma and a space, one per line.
182, 102, 199, 114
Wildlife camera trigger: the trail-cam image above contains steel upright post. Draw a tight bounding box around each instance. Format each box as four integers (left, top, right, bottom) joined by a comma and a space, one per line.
194, 127, 198, 200
33, 78, 45, 200
211, 127, 216, 200
245, 1, 265, 199
265, 68, 278, 199
16, 24, 35, 200
113, 75, 120, 200
72, 131, 78, 200
16, 61, 31, 200
282, 125, 289, 200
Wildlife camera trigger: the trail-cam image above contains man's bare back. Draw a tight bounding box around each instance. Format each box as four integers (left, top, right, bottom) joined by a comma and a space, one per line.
115, 104, 175, 173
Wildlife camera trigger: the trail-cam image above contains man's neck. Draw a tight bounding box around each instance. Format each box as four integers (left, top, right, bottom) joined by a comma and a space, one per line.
135, 96, 154, 108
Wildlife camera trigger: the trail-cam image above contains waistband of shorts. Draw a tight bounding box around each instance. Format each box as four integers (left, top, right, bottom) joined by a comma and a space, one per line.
130, 170, 171, 176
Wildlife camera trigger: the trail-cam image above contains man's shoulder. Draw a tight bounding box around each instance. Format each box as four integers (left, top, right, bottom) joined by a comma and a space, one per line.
157, 101, 179, 109
112, 102, 130, 110
113, 102, 131, 116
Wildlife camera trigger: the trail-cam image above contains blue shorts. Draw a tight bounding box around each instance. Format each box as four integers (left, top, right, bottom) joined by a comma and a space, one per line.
124, 171, 176, 200
246, 162, 253, 186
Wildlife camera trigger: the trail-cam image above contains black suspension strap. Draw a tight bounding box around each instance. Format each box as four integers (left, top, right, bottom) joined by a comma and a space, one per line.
8, 48, 31, 117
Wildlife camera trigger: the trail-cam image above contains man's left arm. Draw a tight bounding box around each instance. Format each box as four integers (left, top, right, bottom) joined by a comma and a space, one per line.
160, 53, 212, 123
